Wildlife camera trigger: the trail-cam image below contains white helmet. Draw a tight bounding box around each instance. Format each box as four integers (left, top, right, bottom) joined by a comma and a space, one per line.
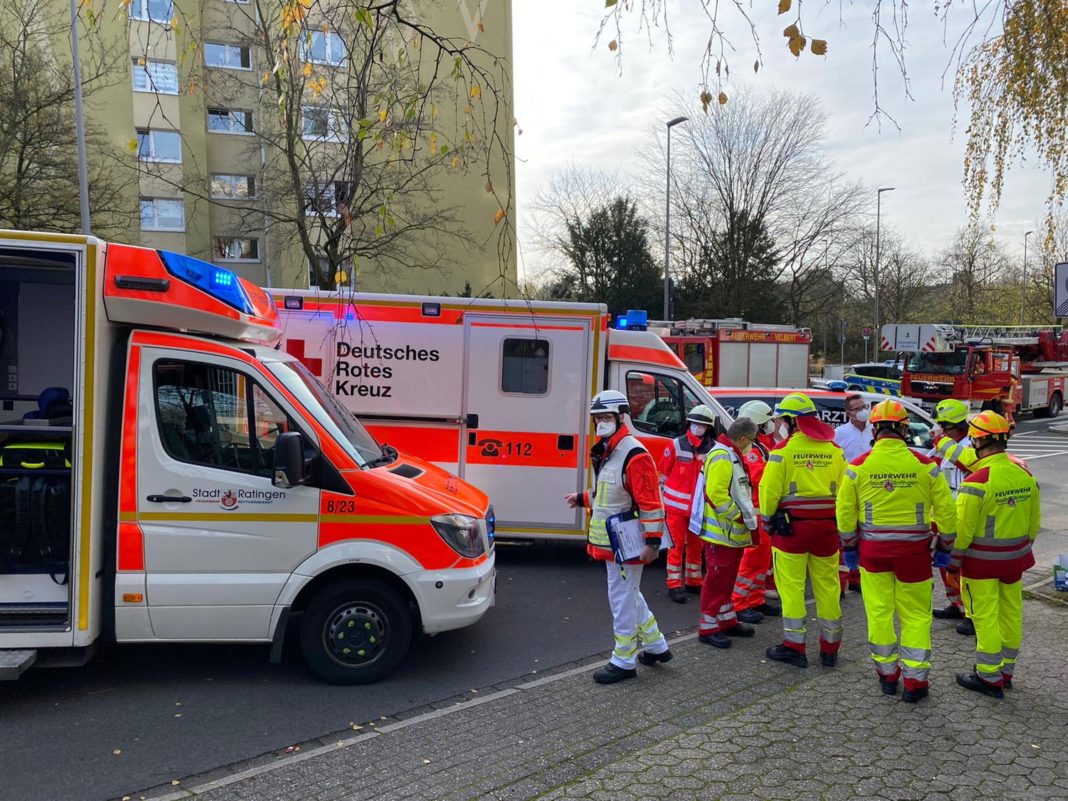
590, 389, 630, 416
686, 404, 717, 427
737, 400, 773, 425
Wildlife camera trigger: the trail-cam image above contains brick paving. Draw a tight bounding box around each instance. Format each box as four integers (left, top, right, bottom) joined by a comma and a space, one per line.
131, 573, 1068, 801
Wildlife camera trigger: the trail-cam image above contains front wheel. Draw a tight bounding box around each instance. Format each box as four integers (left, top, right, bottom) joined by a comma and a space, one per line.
300, 579, 413, 685
1047, 392, 1063, 419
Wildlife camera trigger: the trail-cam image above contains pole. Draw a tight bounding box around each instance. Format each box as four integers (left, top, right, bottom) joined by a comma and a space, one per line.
1020, 230, 1033, 325
663, 125, 671, 320
874, 187, 894, 350
69, 0, 91, 235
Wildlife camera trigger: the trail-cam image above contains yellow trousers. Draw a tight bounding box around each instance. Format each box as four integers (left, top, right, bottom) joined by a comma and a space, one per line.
772, 548, 842, 653
860, 569, 933, 687
961, 576, 1023, 685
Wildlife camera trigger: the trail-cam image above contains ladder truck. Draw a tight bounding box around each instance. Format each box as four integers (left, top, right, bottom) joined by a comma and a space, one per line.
881, 324, 1068, 419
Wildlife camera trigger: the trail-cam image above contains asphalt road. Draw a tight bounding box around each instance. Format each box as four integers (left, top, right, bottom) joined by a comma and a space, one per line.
2, 415, 1065, 801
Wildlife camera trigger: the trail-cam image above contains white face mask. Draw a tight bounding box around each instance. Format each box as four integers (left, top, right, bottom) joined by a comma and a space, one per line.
855, 409, 871, 423
777, 422, 790, 440
689, 424, 708, 437
762, 420, 775, 435
596, 420, 617, 438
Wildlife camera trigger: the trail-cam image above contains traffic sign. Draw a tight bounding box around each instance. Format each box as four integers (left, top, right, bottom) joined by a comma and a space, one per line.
861, 326, 872, 339
1055, 262, 1068, 316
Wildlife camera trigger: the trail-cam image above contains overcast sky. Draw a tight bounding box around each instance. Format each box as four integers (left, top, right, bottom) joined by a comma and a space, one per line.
509, 2, 1051, 283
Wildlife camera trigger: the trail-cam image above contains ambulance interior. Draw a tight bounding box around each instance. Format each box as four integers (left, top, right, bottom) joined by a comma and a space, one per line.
0, 248, 77, 625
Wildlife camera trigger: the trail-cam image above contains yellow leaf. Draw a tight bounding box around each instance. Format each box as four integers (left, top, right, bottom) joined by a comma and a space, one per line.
298, 0, 312, 7
477, 19, 484, 32
718, 92, 728, 105
464, 105, 473, 114
608, 39, 618, 52
699, 90, 712, 112
429, 132, 438, 151
378, 109, 388, 123
122, 0, 133, 7
451, 156, 461, 168
783, 24, 799, 39
261, 71, 270, 85
788, 34, 806, 57
493, 208, 506, 224
126, 138, 139, 154
778, 0, 791, 14
470, 85, 481, 98
302, 62, 313, 78
811, 39, 828, 56
431, 104, 439, 119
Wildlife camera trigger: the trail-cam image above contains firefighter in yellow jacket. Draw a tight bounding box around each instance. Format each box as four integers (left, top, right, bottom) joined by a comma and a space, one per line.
951, 411, 1041, 699
759, 392, 846, 668
837, 400, 957, 703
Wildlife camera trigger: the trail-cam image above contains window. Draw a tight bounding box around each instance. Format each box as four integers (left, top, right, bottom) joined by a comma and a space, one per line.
153, 360, 296, 478
681, 342, 705, 376
213, 237, 260, 262
302, 106, 347, 141
211, 174, 256, 200
204, 43, 252, 70
308, 256, 330, 288
139, 198, 185, 231
136, 128, 182, 163
304, 181, 351, 217
129, 0, 173, 22
132, 59, 179, 94
501, 339, 550, 395
208, 108, 254, 134
626, 370, 706, 438
304, 31, 346, 65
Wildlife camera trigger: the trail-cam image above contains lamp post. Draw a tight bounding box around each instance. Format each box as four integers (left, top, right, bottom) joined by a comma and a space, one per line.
663, 116, 689, 320
1021, 230, 1033, 325
873, 186, 895, 347
68, 0, 91, 235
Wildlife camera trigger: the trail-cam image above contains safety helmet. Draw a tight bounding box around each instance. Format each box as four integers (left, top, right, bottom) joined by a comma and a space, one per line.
968, 410, 1011, 443
773, 392, 817, 418
934, 398, 970, 426
686, 404, 717, 426
870, 399, 909, 425
589, 389, 630, 417
737, 400, 773, 425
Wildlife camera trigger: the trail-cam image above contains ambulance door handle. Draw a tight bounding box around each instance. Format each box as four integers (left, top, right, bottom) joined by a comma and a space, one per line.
466, 414, 479, 430
147, 494, 192, 503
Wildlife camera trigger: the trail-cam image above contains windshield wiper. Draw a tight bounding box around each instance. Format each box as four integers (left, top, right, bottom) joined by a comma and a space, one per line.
364, 444, 398, 469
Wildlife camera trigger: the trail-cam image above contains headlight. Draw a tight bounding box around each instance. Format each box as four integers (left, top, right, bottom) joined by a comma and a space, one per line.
431, 513, 485, 558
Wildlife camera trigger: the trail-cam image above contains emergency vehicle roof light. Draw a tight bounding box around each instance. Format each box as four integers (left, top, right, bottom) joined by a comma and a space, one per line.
159, 250, 255, 315
617, 309, 648, 331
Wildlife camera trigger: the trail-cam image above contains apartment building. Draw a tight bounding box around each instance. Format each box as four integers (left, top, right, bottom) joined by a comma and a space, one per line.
79, 0, 515, 294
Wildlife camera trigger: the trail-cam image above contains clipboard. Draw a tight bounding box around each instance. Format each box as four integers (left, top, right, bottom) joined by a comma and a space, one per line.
606, 510, 646, 564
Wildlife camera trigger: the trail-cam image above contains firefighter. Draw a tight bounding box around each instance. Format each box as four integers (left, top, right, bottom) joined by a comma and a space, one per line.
951, 411, 1040, 699
660, 405, 718, 602
731, 400, 782, 622
759, 392, 846, 668
928, 398, 976, 632
692, 417, 760, 647
834, 394, 872, 594
565, 390, 672, 684
837, 400, 956, 703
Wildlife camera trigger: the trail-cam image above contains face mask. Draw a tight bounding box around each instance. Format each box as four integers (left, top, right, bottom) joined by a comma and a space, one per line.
690, 424, 708, 437
855, 409, 871, 423
740, 439, 753, 455
777, 423, 789, 440
596, 420, 617, 438
762, 420, 775, 435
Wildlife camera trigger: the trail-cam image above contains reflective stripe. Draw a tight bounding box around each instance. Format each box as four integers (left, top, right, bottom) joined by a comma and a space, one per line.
928, 464, 941, 478
869, 642, 897, 658
959, 485, 986, 498
965, 545, 1033, 561
915, 503, 925, 525
899, 646, 931, 663
970, 535, 1032, 547
663, 486, 692, 501
706, 453, 731, 464
1001, 647, 1020, 660
845, 468, 857, 480
768, 453, 784, 463
663, 497, 690, 511
817, 617, 842, 643
713, 501, 737, 515
874, 662, 900, 678
976, 651, 1002, 666
788, 481, 799, 495
901, 664, 929, 681
860, 527, 931, 543
864, 502, 874, 525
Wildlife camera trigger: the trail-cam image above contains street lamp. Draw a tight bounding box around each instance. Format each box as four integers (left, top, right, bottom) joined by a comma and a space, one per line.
1021, 230, 1034, 325
68, 0, 91, 234
873, 186, 895, 346
663, 115, 689, 320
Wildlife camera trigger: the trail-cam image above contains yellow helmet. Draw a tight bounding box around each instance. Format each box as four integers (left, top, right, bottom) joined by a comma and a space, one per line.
968, 410, 1011, 443
934, 399, 970, 426
870, 399, 909, 425
773, 392, 817, 418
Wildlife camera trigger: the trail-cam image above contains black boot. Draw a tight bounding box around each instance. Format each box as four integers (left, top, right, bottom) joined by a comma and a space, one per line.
593, 664, 637, 684
956, 618, 975, 636
637, 648, 673, 666
901, 686, 929, 704
724, 623, 755, 637
685, 585, 702, 595
737, 608, 765, 624
699, 632, 732, 648
880, 677, 899, 695
765, 644, 808, 668
820, 651, 838, 668
933, 605, 963, 620
755, 602, 782, 617
956, 671, 1004, 699
668, 588, 687, 604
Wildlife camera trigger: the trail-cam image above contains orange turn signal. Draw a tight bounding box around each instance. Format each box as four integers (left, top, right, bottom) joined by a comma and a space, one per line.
122, 593, 144, 603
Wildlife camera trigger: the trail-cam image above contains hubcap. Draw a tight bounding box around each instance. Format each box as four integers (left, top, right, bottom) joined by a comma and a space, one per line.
323, 602, 388, 667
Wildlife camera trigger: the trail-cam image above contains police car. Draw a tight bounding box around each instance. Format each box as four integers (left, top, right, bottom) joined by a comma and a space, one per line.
842, 361, 904, 396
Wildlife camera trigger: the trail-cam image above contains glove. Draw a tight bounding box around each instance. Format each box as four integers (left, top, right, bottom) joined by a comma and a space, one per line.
843, 549, 860, 572
768, 510, 793, 537
932, 551, 952, 569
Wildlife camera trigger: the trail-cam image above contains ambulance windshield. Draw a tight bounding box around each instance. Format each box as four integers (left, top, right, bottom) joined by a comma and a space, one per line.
268, 360, 385, 467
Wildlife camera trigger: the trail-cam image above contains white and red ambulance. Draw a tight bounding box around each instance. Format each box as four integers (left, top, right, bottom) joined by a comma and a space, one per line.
275, 293, 733, 541
0, 231, 494, 684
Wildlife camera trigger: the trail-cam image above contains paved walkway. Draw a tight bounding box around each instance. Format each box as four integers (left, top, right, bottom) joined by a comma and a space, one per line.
130, 573, 1068, 801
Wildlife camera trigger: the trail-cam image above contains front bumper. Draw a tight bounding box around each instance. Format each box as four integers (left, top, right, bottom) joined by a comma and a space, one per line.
410, 555, 496, 634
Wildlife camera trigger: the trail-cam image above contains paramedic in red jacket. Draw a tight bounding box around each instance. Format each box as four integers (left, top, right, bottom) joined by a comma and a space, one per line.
660, 405, 719, 603
565, 390, 672, 685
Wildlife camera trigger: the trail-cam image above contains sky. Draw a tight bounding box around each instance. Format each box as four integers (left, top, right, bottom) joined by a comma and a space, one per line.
508, 1, 1052, 284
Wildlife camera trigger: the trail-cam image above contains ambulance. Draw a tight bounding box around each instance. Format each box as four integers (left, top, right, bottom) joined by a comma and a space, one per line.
0, 231, 494, 685
274, 294, 733, 541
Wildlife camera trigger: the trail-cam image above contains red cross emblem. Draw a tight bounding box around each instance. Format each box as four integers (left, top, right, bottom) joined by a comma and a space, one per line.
1006, 496, 1017, 507
805, 460, 815, 471
883, 480, 895, 492
285, 339, 323, 377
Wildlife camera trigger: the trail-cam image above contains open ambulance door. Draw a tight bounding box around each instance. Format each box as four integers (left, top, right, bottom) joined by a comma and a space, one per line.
461, 313, 595, 539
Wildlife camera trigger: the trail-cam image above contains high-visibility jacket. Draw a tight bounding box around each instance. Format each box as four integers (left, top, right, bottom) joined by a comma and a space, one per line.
929, 434, 976, 495
743, 437, 770, 508
759, 432, 845, 525
580, 426, 665, 561
836, 438, 956, 557
952, 452, 1040, 580
694, 441, 756, 547
659, 430, 714, 513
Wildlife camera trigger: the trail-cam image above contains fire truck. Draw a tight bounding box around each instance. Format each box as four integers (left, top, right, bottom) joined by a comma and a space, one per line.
647, 318, 813, 389
881, 323, 1068, 418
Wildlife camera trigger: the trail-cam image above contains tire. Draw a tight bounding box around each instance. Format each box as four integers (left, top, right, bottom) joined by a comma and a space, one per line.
1046, 392, 1062, 419
299, 578, 413, 685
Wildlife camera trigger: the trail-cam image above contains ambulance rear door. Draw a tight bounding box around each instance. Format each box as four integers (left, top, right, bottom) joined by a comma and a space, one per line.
461, 314, 594, 538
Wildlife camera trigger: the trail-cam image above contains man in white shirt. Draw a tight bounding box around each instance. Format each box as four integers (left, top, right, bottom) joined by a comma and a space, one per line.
834, 394, 873, 463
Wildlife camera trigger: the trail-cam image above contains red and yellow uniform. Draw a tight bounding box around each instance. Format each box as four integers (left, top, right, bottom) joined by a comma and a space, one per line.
660, 430, 713, 591
732, 435, 772, 611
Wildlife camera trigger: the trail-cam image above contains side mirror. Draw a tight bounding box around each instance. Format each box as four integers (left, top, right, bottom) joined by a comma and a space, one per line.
273, 431, 310, 488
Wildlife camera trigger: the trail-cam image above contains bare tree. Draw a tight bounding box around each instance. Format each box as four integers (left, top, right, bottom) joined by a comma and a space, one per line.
841, 226, 937, 327
937, 225, 1013, 323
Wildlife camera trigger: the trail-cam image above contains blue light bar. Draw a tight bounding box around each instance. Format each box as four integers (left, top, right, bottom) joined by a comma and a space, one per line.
159, 251, 254, 314
625, 309, 648, 330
